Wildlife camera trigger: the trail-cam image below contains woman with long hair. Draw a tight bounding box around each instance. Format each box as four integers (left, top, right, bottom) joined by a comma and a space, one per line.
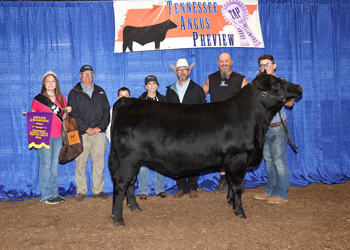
31, 71, 72, 204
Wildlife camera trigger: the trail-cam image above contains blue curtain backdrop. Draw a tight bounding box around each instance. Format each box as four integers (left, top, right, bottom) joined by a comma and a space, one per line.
0, 0, 349, 201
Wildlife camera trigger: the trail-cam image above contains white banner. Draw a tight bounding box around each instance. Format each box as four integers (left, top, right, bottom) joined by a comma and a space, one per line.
114, 0, 264, 53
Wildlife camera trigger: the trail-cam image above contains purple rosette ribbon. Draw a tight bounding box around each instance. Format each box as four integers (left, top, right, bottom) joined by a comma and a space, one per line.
222, 0, 262, 47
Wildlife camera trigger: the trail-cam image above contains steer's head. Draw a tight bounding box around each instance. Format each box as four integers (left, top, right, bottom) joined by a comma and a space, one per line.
251, 72, 302, 108
167, 19, 178, 29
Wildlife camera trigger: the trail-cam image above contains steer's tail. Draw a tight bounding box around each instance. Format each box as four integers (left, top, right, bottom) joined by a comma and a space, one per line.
108, 98, 130, 176
108, 100, 122, 176
108, 146, 118, 177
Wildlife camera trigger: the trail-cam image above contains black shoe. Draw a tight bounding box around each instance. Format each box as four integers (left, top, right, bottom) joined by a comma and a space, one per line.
157, 192, 167, 198
215, 177, 228, 193
40, 197, 60, 205
53, 196, 65, 203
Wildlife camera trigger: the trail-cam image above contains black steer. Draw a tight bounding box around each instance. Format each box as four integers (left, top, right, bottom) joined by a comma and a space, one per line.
122, 19, 177, 52
108, 73, 302, 227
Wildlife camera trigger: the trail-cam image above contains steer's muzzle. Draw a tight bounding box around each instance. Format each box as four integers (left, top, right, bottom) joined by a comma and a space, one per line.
285, 83, 302, 102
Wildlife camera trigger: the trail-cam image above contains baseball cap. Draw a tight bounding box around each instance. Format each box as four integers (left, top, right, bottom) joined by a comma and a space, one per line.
80, 65, 94, 73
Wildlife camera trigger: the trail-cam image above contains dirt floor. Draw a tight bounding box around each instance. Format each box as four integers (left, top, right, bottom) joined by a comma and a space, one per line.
1, 181, 349, 250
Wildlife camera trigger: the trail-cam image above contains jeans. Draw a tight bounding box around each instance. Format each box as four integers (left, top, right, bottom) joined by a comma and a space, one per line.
137, 166, 165, 195
37, 137, 62, 201
263, 123, 290, 200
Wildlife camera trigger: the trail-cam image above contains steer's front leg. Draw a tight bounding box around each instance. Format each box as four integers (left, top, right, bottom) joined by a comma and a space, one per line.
226, 168, 246, 219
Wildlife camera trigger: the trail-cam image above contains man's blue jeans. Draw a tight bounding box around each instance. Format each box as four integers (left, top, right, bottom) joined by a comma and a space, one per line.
263, 123, 290, 200
37, 137, 62, 201
137, 166, 165, 195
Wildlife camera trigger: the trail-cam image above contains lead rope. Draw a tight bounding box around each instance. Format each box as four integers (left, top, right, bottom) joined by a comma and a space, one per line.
278, 111, 298, 151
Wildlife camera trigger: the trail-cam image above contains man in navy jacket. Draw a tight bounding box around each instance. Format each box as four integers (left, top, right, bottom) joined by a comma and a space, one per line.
68, 65, 110, 202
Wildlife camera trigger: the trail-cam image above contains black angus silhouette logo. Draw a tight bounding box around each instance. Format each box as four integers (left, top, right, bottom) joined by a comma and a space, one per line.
123, 19, 177, 52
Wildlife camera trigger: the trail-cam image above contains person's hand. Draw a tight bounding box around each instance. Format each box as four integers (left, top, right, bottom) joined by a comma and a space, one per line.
86, 127, 95, 136
284, 99, 294, 107
93, 127, 101, 136
65, 106, 72, 113
87, 127, 101, 136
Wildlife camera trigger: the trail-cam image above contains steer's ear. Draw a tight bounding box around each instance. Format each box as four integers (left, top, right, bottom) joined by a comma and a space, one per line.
256, 70, 267, 77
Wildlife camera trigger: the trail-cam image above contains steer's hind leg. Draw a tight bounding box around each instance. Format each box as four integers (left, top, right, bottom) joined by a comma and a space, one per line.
112, 162, 142, 226
125, 175, 142, 212
227, 181, 234, 206
108, 147, 118, 220
226, 167, 246, 219
111, 182, 126, 227
111, 166, 136, 226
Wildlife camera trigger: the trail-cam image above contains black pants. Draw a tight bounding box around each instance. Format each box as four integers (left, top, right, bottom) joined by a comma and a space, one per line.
176, 175, 199, 191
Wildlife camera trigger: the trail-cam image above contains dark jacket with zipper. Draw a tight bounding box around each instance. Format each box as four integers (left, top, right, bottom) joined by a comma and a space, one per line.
139, 91, 168, 102
166, 80, 206, 104
68, 82, 110, 135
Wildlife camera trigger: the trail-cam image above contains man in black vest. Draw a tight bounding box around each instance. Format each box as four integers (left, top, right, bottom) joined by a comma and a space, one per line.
202, 53, 248, 193
166, 59, 207, 198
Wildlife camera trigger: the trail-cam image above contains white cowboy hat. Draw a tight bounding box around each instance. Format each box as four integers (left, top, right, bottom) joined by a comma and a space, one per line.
169, 59, 195, 73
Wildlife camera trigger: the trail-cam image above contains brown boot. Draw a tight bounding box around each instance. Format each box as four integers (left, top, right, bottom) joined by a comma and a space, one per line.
76, 193, 85, 201
174, 189, 187, 198
93, 191, 108, 200
266, 196, 288, 204
253, 193, 269, 200
189, 190, 198, 198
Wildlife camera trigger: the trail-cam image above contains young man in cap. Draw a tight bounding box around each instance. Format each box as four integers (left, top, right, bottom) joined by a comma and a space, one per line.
166, 59, 206, 198
202, 53, 248, 194
68, 65, 110, 201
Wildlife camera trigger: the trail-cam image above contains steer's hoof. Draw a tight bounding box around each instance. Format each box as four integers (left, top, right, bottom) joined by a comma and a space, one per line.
131, 207, 142, 213
114, 219, 125, 227
235, 212, 246, 219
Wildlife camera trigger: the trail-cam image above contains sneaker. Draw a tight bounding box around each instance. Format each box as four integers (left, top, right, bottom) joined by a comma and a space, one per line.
93, 191, 108, 200
53, 196, 65, 203
253, 193, 269, 200
40, 197, 60, 205
266, 196, 288, 204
